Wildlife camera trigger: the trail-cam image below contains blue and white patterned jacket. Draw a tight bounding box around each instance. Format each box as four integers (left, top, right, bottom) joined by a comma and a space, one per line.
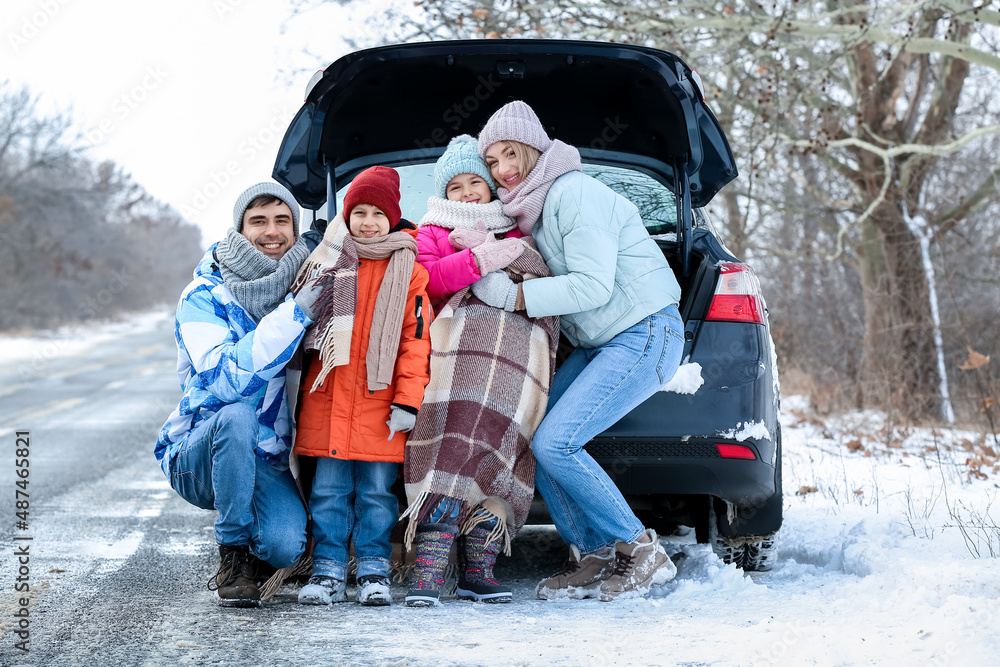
154, 247, 311, 477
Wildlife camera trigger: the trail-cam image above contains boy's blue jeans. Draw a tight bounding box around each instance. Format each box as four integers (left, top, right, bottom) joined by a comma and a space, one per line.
309, 458, 398, 581
169, 402, 307, 568
533, 305, 684, 555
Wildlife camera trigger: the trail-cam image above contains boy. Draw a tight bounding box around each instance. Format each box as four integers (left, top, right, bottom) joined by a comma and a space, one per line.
292, 166, 432, 606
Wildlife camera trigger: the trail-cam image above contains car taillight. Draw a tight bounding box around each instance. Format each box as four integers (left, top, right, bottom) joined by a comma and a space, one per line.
716, 444, 757, 460
706, 262, 766, 325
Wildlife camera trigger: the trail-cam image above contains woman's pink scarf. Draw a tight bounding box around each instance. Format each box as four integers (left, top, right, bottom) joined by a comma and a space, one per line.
497, 140, 582, 234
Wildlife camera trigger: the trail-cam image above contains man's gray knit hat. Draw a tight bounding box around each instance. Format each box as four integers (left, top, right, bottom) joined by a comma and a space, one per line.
232, 182, 300, 235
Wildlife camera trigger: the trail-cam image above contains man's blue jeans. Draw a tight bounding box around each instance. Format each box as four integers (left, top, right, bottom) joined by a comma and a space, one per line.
309, 458, 398, 580
169, 402, 307, 568
533, 305, 684, 554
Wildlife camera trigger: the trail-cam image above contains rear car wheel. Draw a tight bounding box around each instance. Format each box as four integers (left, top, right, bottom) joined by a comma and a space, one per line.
708, 511, 778, 571
707, 426, 781, 571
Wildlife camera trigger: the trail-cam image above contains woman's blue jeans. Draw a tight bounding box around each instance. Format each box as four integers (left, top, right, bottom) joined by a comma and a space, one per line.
532, 305, 684, 554
169, 402, 307, 568
309, 458, 399, 580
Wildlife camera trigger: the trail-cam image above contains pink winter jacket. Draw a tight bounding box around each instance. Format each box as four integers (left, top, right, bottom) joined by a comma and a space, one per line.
416, 224, 527, 310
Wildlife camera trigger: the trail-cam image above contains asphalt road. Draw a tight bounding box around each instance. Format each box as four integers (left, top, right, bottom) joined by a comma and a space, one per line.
0, 314, 636, 667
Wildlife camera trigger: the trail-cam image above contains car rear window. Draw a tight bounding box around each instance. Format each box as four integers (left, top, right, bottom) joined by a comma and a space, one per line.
583, 165, 677, 236
333, 162, 677, 235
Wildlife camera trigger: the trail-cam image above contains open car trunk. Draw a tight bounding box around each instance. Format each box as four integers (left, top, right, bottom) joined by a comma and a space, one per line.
273, 39, 738, 277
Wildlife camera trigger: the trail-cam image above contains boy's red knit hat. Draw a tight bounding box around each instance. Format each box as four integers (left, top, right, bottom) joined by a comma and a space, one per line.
343, 166, 401, 226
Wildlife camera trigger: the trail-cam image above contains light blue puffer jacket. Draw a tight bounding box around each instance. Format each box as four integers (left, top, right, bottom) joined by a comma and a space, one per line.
154, 247, 311, 477
521, 170, 681, 348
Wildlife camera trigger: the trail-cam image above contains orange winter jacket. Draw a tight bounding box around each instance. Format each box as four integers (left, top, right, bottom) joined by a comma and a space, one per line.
294, 227, 432, 463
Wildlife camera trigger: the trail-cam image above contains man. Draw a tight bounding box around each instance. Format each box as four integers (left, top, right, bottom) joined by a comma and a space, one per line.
155, 182, 320, 606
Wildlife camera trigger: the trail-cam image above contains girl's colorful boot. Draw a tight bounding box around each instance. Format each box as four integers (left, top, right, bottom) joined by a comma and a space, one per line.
405, 523, 457, 607
456, 526, 512, 603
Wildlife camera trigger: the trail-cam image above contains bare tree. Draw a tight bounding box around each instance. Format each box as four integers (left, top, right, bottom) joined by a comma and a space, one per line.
0, 81, 203, 331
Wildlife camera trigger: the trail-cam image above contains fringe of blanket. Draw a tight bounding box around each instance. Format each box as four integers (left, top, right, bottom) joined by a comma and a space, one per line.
459, 500, 512, 557
401, 491, 515, 556
259, 537, 314, 602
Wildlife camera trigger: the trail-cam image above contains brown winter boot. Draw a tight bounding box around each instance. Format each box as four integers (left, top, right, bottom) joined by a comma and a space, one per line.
536, 544, 615, 600
599, 529, 676, 602
208, 544, 261, 607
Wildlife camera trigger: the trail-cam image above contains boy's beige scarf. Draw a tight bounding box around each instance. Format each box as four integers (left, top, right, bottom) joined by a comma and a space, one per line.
292, 213, 417, 392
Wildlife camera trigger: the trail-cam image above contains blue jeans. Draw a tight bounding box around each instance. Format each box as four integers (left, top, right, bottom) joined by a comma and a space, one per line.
533, 305, 684, 554
169, 402, 307, 568
309, 458, 399, 580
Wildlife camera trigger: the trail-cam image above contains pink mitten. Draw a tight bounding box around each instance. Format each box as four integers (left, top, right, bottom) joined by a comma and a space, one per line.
472, 237, 525, 274
448, 220, 494, 250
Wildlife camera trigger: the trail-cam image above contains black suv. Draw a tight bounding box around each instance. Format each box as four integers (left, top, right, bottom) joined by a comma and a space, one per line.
273, 39, 781, 571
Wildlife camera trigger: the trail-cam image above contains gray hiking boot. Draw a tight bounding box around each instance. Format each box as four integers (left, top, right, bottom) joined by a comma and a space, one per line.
298, 574, 347, 605
599, 529, 677, 602
208, 544, 261, 608
536, 544, 615, 600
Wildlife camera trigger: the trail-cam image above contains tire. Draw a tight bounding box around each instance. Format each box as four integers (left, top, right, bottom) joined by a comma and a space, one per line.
708, 508, 778, 572
707, 426, 781, 572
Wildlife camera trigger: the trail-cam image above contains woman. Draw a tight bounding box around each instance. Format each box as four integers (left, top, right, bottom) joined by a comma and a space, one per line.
474, 100, 684, 602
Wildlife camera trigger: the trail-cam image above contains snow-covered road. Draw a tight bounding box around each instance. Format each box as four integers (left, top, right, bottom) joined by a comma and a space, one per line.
0, 312, 997, 666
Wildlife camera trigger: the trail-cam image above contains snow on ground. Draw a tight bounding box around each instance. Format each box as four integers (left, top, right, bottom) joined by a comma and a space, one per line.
691, 393, 1000, 666
0, 309, 172, 373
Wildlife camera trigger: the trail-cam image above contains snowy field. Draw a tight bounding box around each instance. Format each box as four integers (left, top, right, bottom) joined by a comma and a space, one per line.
1, 312, 998, 665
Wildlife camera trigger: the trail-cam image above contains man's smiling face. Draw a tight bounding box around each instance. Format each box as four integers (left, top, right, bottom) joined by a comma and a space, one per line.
241, 199, 294, 259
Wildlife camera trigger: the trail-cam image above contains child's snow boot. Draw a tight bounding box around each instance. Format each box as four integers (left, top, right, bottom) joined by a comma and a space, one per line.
356, 575, 392, 606
405, 523, 457, 607
298, 574, 347, 605
456, 526, 512, 603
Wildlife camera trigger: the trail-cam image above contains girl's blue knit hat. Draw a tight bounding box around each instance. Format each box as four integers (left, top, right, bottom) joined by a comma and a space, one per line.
434, 134, 496, 198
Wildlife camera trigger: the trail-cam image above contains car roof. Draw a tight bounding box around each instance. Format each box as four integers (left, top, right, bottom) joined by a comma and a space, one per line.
273, 39, 737, 209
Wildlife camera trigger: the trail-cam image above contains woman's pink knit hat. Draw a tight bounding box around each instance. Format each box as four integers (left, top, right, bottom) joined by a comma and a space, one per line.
478, 100, 553, 156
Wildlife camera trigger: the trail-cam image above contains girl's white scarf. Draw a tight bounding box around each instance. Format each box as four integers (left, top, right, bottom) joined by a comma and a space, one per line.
418, 197, 515, 233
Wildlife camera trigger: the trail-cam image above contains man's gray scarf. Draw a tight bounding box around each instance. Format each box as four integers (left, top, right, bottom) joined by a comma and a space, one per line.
215, 228, 311, 321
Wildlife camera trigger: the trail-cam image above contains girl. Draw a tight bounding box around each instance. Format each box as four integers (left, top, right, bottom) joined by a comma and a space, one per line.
402, 135, 559, 606
475, 101, 684, 602
292, 166, 432, 606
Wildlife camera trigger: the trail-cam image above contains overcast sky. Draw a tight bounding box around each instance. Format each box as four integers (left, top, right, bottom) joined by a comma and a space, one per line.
2, 0, 402, 246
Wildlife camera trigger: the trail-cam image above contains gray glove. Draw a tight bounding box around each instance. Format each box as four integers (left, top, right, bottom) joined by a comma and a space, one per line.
293, 273, 322, 321
471, 270, 519, 312
386, 405, 417, 440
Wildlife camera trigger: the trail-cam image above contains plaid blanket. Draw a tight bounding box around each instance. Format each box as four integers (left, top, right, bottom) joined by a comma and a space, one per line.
402, 237, 559, 553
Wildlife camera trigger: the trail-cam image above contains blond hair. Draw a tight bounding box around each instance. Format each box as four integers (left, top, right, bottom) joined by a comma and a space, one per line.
489, 141, 541, 189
